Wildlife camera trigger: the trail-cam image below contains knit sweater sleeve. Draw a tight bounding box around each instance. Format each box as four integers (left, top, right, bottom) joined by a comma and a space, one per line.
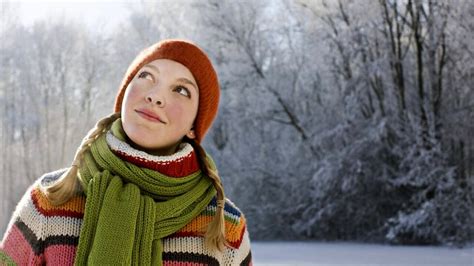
222, 199, 253, 265
225, 226, 252, 265
0, 181, 46, 265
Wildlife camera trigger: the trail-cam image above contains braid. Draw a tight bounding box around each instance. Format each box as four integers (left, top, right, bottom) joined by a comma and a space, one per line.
188, 138, 227, 251
43, 112, 121, 205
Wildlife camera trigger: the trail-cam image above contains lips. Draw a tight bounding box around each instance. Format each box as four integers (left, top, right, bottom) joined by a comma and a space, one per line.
135, 108, 165, 123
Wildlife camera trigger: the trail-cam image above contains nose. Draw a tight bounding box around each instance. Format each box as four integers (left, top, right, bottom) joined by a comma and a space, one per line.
146, 88, 166, 107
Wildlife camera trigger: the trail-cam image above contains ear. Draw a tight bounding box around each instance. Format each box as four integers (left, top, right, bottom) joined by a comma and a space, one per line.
186, 128, 196, 139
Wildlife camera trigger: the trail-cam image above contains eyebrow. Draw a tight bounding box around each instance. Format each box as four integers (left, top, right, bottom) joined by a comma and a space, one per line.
143, 64, 198, 94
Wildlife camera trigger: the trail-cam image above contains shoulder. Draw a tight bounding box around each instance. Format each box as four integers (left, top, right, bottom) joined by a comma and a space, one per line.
15, 168, 86, 234
211, 197, 248, 249
1, 169, 85, 264
172, 197, 249, 249
209, 197, 252, 264
34, 169, 86, 218
26, 169, 86, 241
21, 168, 85, 222
6, 168, 71, 227
37, 168, 68, 187
164, 196, 252, 264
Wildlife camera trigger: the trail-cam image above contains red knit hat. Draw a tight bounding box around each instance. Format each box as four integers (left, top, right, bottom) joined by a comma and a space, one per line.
114, 39, 220, 144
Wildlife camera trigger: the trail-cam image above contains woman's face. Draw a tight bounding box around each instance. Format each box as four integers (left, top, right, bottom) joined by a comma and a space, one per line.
121, 59, 199, 156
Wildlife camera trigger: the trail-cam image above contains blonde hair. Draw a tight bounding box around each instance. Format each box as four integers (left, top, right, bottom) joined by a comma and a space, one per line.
43, 112, 227, 251
187, 137, 228, 251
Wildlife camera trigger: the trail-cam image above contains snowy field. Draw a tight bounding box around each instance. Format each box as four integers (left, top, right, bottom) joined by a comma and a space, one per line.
251, 241, 474, 266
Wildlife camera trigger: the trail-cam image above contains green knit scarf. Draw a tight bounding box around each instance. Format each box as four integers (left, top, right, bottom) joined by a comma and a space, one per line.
74, 118, 217, 265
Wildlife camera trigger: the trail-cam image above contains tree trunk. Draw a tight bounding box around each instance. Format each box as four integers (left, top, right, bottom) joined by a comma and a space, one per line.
408, 0, 430, 148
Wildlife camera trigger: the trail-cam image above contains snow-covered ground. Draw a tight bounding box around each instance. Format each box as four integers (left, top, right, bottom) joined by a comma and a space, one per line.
251, 241, 474, 266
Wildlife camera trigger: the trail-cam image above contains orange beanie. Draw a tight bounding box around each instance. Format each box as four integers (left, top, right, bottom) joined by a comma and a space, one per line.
114, 39, 220, 144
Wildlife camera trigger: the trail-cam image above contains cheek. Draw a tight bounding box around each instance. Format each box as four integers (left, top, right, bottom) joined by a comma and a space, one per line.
123, 86, 142, 109
167, 102, 198, 130
167, 102, 197, 130
167, 103, 184, 121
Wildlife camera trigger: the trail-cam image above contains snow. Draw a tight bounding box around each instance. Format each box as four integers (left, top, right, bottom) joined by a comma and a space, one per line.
251, 241, 474, 266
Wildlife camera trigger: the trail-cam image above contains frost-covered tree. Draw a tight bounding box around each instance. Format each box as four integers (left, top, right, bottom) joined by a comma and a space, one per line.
292, 0, 474, 245
1, 0, 472, 245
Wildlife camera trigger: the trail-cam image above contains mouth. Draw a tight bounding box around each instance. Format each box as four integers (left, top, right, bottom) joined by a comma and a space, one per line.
135, 109, 165, 124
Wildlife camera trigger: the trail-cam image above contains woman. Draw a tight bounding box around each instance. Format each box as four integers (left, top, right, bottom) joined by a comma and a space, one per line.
0, 39, 252, 265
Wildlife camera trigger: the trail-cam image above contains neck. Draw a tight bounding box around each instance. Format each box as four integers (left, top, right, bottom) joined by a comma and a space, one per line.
126, 136, 181, 156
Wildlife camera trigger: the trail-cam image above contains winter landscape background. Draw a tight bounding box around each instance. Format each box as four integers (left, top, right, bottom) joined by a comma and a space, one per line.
251, 241, 473, 265
1, 0, 473, 263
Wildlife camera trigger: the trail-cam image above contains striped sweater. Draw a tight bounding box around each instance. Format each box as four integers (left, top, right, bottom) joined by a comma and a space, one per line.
0, 139, 252, 265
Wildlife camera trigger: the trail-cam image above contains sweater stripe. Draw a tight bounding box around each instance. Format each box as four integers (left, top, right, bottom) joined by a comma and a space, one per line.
209, 197, 243, 217
174, 216, 246, 248
241, 251, 252, 266
14, 220, 43, 255
31, 189, 85, 218
163, 252, 220, 265
2, 167, 251, 265
162, 236, 219, 258
1, 222, 44, 264
14, 219, 79, 255
44, 245, 77, 265
19, 192, 82, 241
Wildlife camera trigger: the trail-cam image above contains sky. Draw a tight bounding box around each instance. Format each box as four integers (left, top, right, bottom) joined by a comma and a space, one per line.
2, 0, 132, 31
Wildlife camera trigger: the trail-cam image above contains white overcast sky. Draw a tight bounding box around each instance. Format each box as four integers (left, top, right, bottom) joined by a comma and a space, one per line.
2, 0, 133, 31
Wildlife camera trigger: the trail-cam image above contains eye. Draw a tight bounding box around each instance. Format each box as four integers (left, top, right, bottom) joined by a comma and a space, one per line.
138, 71, 153, 81
174, 85, 191, 98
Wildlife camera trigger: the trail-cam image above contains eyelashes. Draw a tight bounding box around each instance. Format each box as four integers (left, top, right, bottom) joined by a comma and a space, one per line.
138, 71, 191, 98
174, 86, 191, 97
138, 71, 153, 80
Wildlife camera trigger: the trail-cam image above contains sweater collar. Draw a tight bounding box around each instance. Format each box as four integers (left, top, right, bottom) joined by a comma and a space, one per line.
105, 120, 200, 177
